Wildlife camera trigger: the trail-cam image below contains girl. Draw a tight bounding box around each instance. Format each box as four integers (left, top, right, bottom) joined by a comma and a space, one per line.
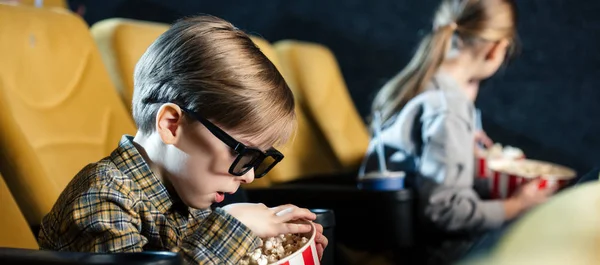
361, 0, 552, 263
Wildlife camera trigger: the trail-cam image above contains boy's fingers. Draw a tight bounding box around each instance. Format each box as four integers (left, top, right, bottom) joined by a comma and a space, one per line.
279, 222, 312, 234
316, 244, 324, 260
270, 204, 296, 214
315, 232, 328, 248
277, 207, 316, 222
314, 223, 324, 234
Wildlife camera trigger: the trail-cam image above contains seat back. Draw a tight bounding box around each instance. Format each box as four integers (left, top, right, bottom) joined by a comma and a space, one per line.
0, 4, 136, 225
91, 18, 169, 111
275, 40, 370, 172
485, 182, 600, 264
0, 174, 38, 249
249, 37, 340, 184
19, 0, 66, 8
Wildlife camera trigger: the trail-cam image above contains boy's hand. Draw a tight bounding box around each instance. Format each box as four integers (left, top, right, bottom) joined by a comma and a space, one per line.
222, 203, 316, 238
314, 223, 329, 260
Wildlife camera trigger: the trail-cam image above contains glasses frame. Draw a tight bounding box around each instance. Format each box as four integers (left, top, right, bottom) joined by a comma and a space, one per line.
179, 106, 283, 178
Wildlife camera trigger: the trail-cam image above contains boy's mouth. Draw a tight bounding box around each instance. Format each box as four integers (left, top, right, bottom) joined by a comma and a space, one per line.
215, 192, 225, 203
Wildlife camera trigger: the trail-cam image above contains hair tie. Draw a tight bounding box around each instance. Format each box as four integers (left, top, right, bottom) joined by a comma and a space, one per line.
433, 22, 458, 32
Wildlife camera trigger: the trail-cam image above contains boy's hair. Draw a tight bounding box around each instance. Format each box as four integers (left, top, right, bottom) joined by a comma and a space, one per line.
132, 15, 295, 147
372, 0, 519, 123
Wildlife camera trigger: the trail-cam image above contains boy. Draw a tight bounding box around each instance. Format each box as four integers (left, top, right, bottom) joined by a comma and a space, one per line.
38, 15, 327, 264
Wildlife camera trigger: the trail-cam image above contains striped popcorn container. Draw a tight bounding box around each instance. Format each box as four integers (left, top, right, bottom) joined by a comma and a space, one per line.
273, 222, 320, 265
486, 159, 576, 199
475, 156, 494, 179
474, 153, 525, 179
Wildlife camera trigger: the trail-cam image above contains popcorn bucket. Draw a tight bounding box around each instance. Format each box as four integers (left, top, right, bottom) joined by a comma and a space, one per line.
487, 159, 576, 199
272, 221, 320, 265
475, 144, 525, 179
475, 155, 525, 179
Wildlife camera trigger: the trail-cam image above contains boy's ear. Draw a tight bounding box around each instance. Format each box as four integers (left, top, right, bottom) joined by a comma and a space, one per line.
485, 38, 510, 61
155, 103, 184, 145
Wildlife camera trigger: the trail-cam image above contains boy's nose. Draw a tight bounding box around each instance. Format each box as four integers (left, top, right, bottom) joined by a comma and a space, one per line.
239, 169, 255, 183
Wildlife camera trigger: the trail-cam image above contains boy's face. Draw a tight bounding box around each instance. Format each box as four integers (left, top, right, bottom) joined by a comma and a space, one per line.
155, 104, 268, 209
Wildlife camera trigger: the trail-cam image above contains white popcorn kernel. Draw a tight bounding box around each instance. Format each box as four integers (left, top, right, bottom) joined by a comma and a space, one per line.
256, 256, 268, 265
264, 240, 274, 250
267, 254, 279, 263
300, 237, 309, 244
503, 146, 524, 159
257, 238, 264, 247
275, 245, 285, 255
250, 249, 262, 260
275, 238, 283, 245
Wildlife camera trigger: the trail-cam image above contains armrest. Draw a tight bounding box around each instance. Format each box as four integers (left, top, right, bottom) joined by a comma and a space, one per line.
246, 182, 415, 252
0, 248, 183, 265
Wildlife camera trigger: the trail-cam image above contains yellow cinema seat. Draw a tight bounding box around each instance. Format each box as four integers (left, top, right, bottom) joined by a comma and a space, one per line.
274, 40, 369, 172
91, 18, 169, 110
0, 173, 38, 249
20, 0, 66, 8
249, 37, 340, 185
462, 182, 600, 265
0, 4, 136, 226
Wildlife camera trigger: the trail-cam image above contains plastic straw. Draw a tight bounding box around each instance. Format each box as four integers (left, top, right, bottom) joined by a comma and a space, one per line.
373, 111, 388, 174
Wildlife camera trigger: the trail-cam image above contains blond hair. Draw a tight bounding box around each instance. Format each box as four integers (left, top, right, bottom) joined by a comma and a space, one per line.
132, 15, 295, 147
372, 0, 519, 123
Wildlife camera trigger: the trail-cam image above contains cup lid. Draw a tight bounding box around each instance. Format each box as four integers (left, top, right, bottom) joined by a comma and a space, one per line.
310, 208, 336, 228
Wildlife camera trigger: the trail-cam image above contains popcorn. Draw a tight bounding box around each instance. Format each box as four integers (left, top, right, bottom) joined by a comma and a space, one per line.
480, 143, 524, 159
251, 249, 262, 260
493, 160, 571, 178
267, 254, 278, 263
240, 233, 310, 265
256, 256, 268, 265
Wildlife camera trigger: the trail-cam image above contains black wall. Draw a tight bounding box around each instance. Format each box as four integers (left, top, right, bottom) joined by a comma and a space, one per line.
77, 0, 600, 175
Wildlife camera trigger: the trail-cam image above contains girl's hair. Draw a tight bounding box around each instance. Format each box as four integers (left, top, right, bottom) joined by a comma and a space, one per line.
132, 15, 295, 147
371, 0, 519, 123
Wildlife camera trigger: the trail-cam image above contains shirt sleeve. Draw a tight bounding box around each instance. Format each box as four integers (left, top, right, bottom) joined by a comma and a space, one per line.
38, 185, 260, 265
417, 112, 505, 232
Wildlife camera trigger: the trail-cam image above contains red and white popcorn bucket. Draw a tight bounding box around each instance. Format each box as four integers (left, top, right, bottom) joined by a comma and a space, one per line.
275, 240, 319, 265
486, 159, 576, 199
273, 221, 320, 265
475, 145, 525, 179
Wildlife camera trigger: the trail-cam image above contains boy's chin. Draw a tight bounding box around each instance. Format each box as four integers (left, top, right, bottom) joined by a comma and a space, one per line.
180, 195, 213, 210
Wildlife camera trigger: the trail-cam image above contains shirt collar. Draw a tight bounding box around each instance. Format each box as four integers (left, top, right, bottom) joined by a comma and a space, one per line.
110, 135, 177, 214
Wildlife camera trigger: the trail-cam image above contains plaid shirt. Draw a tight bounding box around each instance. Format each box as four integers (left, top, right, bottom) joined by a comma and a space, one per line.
38, 135, 260, 264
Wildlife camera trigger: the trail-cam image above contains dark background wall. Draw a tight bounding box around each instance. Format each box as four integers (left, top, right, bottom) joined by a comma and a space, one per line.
74, 0, 600, 176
